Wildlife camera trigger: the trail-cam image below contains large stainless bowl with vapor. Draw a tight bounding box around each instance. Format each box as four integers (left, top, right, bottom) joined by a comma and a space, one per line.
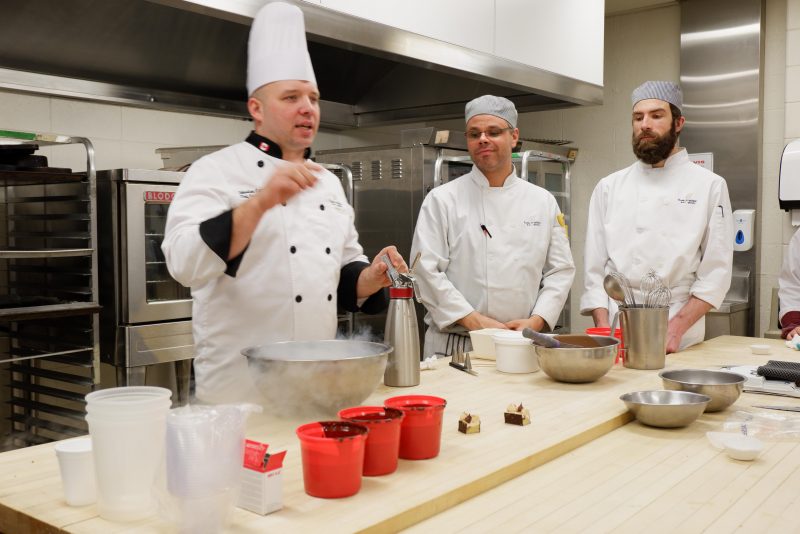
534, 335, 619, 383
620, 390, 710, 428
659, 369, 745, 412
243, 340, 391, 417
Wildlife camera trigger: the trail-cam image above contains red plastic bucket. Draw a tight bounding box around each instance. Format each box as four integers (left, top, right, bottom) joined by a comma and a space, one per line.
296, 421, 368, 498
585, 327, 624, 364
338, 406, 405, 476
384, 395, 446, 460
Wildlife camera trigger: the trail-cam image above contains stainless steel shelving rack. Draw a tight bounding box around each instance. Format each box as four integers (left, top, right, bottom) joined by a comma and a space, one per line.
0, 129, 100, 450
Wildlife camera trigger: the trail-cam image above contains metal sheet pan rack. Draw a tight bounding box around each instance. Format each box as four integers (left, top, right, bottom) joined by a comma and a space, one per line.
0, 129, 99, 451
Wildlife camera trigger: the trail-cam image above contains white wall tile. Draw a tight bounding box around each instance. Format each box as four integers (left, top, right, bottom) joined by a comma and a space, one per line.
786, 102, 800, 137
788, 65, 800, 102
50, 99, 122, 140
0, 91, 51, 132
767, 0, 790, 35
788, 29, 800, 66
788, 0, 800, 29
120, 141, 169, 170
765, 107, 787, 143
764, 72, 787, 110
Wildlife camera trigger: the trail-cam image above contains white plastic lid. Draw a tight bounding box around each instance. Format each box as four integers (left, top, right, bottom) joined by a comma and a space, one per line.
492, 330, 530, 346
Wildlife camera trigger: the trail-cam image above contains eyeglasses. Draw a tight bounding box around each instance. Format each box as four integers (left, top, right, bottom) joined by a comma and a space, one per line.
464, 127, 514, 141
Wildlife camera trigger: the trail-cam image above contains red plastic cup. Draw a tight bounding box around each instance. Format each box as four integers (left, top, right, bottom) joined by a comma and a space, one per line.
384, 395, 446, 460
296, 421, 368, 498
338, 406, 405, 476
586, 327, 624, 364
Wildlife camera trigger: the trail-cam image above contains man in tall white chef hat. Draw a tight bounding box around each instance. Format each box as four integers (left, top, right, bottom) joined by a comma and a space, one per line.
410, 95, 575, 358
162, 1, 406, 404
581, 81, 734, 352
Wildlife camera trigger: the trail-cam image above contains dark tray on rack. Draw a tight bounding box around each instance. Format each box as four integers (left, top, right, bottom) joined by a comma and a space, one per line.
0, 301, 101, 321
0, 169, 86, 186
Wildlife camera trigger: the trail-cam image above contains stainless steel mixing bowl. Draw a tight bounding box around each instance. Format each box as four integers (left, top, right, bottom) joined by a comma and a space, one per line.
534, 335, 619, 383
243, 340, 391, 417
659, 369, 745, 412
620, 390, 711, 428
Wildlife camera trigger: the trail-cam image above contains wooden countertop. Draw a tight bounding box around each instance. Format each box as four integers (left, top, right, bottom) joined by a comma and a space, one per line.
0, 336, 795, 533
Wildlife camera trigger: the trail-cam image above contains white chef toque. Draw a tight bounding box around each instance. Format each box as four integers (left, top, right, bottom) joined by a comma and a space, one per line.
246, 1, 317, 96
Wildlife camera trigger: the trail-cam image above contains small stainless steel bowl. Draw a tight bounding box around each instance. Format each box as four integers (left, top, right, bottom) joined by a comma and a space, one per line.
620, 390, 711, 428
243, 340, 391, 417
534, 336, 619, 383
659, 369, 745, 412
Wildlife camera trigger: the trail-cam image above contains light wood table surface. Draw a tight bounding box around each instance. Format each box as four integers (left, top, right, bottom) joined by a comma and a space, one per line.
0, 336, 796, 533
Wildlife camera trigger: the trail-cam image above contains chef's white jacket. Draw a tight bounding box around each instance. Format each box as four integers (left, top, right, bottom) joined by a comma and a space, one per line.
411, 166, 575, 357
162, 139, 369, 404
779, 228, 800, 322
580, 149, 734, 349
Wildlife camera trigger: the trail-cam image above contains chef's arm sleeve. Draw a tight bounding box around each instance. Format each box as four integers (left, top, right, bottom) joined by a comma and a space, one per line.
338, 261, 388, 314
410, 194, 474, 330
162, 159, 235, 287
690, 180, 734, 309
531, 201, 576, 329
198, 210, 247, 276
779, 230, 800, 324
580, 182, 611, 314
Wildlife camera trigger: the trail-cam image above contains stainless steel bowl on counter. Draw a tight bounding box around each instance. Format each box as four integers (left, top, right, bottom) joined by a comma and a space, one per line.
620, 390, 711, 428
659, 369, 745, 412
243, 340, 392, 417
534, 336, 619, 383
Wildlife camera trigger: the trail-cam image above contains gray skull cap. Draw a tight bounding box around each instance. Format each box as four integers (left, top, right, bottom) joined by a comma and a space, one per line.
465, 95, 518, 128
631, 81, 682, 112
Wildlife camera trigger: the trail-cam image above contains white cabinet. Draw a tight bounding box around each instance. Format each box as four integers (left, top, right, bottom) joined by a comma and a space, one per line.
495, 0, 604, 86
319, 0, 495, 54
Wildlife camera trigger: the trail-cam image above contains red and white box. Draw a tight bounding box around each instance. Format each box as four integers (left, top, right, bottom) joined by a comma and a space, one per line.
238, 439, 286, 515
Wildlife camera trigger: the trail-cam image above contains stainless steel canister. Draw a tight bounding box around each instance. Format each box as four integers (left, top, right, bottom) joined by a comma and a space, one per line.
384, 286, 420, 387
613, 306, 668, 370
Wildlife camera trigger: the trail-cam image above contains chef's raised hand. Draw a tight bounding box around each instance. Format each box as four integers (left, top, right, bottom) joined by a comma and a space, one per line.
256, 160, 322, 210
229, 161, 322, 259
356, 246, 408, 298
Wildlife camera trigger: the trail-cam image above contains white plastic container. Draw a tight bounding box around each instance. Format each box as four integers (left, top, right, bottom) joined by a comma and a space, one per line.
85, 386, 172, 522
468, 328, 507, 360
54, 436, 96, 506
492, 331, 539, 373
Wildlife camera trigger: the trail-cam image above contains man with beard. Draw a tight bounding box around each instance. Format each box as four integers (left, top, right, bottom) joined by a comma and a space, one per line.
581, 81, 733, 352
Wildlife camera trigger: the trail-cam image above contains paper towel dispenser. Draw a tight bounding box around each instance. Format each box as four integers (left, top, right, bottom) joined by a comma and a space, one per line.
779, 139, 800, 211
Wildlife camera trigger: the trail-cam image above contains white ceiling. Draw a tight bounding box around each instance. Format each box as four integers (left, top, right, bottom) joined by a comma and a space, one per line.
605, 0, 679, 16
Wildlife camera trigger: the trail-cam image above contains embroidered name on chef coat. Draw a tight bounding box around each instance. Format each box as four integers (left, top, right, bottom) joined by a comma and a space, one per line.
677, 198, 697, 205
523, 218, 541, 227
238, 189, 257, 199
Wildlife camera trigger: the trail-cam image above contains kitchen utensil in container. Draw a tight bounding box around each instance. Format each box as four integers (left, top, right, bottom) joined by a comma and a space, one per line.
608, 271, 636, 307
644, 285, 671, 309
85, 386, 172, 521
521, 328, 579, 348
164, 404, 256, 532
54, 437, 96, 507
640, 269, 662, 295
611, 306, 668, 370
338, 406, 405, 476
603, 274, 627, 306
385, 395, 447, 460
493, 331, 539, 373
296, 421, 369, 498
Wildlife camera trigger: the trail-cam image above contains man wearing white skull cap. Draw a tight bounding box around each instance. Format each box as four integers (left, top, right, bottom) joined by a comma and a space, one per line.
581, 80, 734, 353
411, 95, 575, 358
163, 1, 405, 403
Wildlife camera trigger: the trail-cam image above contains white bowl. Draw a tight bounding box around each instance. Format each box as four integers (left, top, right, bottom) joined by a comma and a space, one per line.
468, 328, 507, 360
706, 431, 764, 461
492, 331, 539, 373
749, 344, 772, 355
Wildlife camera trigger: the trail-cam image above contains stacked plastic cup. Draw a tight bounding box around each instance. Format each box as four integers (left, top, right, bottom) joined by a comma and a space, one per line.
54, 436, 96, 506
165, 405, 251, 533
85, 386, 172, 522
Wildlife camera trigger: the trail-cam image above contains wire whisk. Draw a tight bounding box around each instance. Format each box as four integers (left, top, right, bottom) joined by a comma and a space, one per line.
610, 271, 637, 307
644, 285, 671, 308
641, 269, 663, 296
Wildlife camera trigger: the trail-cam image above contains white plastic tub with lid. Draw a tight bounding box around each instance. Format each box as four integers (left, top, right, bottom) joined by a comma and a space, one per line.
492, 331, 539, 373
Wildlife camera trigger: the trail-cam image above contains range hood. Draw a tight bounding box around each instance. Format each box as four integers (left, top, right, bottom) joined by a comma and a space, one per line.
0, 0, 603, 128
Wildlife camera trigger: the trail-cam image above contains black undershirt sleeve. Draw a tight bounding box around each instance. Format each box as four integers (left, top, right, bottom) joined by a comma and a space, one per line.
198, 209, 247, 277
338, 261, 389, 314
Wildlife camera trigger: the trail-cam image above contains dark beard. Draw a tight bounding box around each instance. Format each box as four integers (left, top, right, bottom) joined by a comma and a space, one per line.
632, 122, 678, 165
